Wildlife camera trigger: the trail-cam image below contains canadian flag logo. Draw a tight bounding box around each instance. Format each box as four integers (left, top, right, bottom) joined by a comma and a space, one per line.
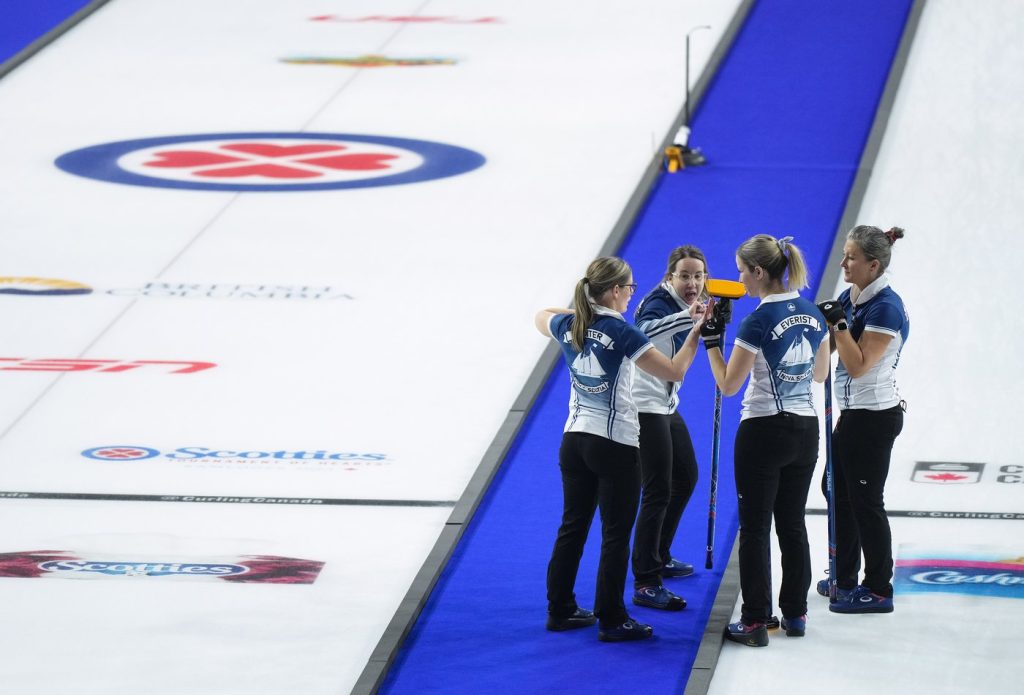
911, 461, 984, 484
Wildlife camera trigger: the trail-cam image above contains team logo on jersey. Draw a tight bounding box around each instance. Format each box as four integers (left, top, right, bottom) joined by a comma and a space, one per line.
565, 330, 614, 394
0, 277, 92, 296
770, 314, 821, 340
281, 55, 457, 67
912, 461, 984, 484
55, 133, 485, 192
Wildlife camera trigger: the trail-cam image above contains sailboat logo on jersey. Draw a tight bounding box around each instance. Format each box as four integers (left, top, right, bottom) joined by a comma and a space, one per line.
770, 314, 820, 384
54, 133, 486, 192
565, 330, 614, 394
776, 331, 815, 383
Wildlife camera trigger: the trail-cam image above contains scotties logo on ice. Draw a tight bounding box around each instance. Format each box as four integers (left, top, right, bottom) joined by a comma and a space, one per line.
39, 560, 249, 578
55, 133, 485, 192
81, 445, 388, 469
0, 551, 324, 584
895, 546, 1024, 600
912, 461, 984, 484
0, 277, 92, 296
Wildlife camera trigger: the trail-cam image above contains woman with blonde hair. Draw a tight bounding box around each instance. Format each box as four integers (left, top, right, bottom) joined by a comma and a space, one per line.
535, 256, 707, 642
701, 235, 830, 646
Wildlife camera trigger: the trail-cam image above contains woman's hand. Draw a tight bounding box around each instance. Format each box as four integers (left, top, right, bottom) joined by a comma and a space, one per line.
689, 299, 709, 328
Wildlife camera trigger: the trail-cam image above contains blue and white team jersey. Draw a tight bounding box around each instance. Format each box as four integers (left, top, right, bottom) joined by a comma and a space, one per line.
733, 291, 827, 420
834, 274, 909, 410
550, 306, 654, 447
632, 282, 695, 414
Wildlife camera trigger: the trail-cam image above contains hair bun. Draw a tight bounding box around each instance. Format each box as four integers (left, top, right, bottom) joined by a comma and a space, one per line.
884, 227, 905, 245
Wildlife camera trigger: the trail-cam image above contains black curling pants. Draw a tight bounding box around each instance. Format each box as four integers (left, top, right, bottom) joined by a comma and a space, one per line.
734, 412, 818, 623
547, 432, 641, 627
632, 411, 699, 587
822, 405, 903, 597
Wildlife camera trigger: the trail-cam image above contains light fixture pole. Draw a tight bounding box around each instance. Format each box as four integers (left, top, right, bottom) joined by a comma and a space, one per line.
684, 24, 711, 130
671, 24, 711, 166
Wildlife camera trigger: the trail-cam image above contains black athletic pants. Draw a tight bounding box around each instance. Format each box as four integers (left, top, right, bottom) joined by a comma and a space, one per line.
632, 411, 699, 587
822, 405, 903, 597
547, 432, 641, 627
734, 412, 818, 623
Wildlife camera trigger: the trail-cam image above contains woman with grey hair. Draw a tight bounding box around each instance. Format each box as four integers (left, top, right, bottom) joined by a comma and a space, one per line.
816, 226, 909, 615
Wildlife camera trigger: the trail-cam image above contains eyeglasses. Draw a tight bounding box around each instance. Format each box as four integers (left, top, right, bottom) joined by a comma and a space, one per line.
672, 271, 706, 283
617, 283, 638, 293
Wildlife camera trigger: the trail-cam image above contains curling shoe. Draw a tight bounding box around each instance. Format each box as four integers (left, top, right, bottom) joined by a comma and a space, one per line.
817, 577, 853, 601
781, 615, 806, 637
546, 607, 597, 631
662, 558, 695, 578
633, 585, 686, 611
829, 586, 894, 614
598, 618, 654, 642
724, 621, 769, 647
765, 615, 780, 630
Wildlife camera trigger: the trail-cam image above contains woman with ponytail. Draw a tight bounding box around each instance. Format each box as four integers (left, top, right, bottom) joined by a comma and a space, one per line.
700, 234, 830, 646
815, 226, 909, 615
534, 256, 707, 642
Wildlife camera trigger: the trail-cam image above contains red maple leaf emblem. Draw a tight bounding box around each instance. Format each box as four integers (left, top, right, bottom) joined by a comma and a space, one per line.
924, 473, 968, 482
144, 142, 398, 179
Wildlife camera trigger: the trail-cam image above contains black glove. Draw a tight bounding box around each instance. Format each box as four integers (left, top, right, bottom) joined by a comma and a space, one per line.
817, 300, 846, 327
712, 297, 733, 326
700, 317, 725, 350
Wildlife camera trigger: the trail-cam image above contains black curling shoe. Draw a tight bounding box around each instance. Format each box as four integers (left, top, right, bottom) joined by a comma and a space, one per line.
724, 620, 769, 647
598, 618, 654, 642
546, 607, 597, 632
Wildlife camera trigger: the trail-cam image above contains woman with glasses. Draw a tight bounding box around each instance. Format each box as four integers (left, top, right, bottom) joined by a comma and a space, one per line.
700, 235, 829, 647
814, 226, 909, 615
535, 256, 707, 642
628, 246, 709, 613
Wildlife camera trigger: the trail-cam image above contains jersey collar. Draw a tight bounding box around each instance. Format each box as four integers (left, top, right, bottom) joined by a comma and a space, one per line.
592, 303, 625, 321
758, 290, 800, 306
662, 281, 688, 310
850, 273, 890, 306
